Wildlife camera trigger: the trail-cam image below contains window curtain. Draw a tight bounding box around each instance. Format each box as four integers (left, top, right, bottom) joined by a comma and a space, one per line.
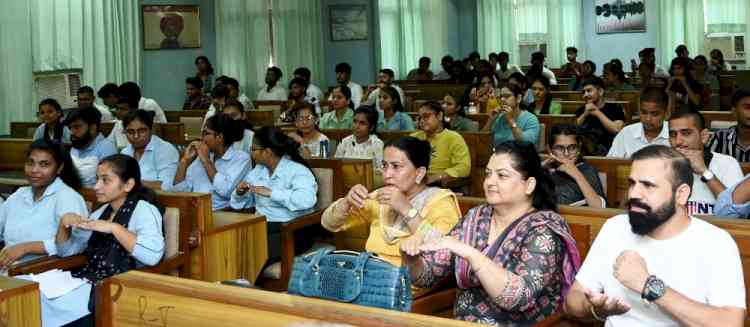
477, 0, 517, 64
656, 0, 704, 69
30, 0, 141, 88
477, 0, 583, 67
0, 1, 34, 135
215, 0, 271, 97
272, 0, 325, 88
378, 0, 453, 79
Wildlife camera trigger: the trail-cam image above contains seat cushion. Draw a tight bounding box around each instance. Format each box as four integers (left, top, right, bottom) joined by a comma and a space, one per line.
163, 207, 180, 260
312, 167, 334, 210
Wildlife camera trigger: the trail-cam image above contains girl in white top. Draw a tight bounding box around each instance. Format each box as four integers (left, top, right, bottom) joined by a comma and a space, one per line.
33, 99, 71, 145
334, 105, 384, 172
222, 99, 255, 155
287, 103, 330, 158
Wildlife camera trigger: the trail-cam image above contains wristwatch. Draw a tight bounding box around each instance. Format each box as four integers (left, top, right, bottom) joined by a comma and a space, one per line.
405, 207, 419, 222
700, 170, 715, 183
642, 275, 667, 303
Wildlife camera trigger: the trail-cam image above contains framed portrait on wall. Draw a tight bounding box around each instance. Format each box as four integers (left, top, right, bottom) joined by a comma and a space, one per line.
142, 5, 201, 50
329, 5, 368, 42
595, 0, 646, 34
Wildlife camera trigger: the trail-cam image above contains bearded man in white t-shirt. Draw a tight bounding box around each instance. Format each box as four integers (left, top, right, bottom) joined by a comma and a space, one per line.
668, 110, 744, 215
564, 145, 746, 326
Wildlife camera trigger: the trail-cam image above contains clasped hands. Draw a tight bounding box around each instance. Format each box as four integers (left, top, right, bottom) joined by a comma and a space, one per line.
235, 181, 271, 197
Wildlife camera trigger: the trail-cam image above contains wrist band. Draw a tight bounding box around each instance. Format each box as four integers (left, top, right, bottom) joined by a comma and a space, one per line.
590, 306, 606, 322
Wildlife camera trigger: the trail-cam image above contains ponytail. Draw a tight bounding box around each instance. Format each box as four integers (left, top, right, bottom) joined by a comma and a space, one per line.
255, 126, 311, 169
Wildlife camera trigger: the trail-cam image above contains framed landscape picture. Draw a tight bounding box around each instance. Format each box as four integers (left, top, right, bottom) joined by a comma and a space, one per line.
595, 0, 646, 34
329, 5, 368, 42
143, 5, 201, 50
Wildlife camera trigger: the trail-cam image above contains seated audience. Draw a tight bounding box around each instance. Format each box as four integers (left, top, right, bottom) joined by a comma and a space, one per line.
202, 84, 230, 125
230, 126, 317, 224
107, 97, 138, 150
171, 114, 250, 211
603, 63, 635, 92
527, 51, 557, 85
195, 55, 215, 95
608, 87, 669, 158
97, 83, 120, 112
708, 89, 750, 162
377, 86, 415, 131
434, 55, 453, 80
575, 77, 625, 156
257, 66, 288, 101
569, 60, 596, 91
483, 84, 540, 148
222, 100, 255, 154
530, 76, 562, 115
77, 86, 113, 122
692, 55, 719, 94
496, 52, 523, 81
322, 136, 462, 269
668, 110, 743, 215
334, 105, 384, 172
560, 46, 584, 77
402, 140, 580, 325
183, 76, 212, 110
407, 56, 434, 80
119, 81, 167, 123
710, 48, 733, 73
49, 154, 165, 326
508, 72, 535, 106
332, 62, 363, 108
33, 98, 71, 145
667, 57, 703, 111
545, 124, 606, 207
65, 107, 118, 187
637, 62, 663, 89
411, 101, 471, 186
362, 68, 405, 111
469, 73, 500, 113
635, 47, 669, 79
565, 145, 745, 326
442, 93, 478, 132
319, 85, 354, 130
716, 175, 750, 218
287, 104, 330, 158
224, 76, 254, 111
121, 109, 179, 190
675, 44, 690, 59
0, 139, 87, 266
293, 67, 324, 102
287, 77, 320, 115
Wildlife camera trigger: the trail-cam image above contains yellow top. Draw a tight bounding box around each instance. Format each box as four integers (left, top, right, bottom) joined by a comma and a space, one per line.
321, 188, 461, 266
410, 129, 471, 178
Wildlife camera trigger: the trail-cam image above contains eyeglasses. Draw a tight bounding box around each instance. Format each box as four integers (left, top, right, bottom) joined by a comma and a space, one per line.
551, 144, 579, 154
201, 130, 218, 137
295, 115, 315, 123
418, 112, 436, 121
126, 128, 150, 137
251, 146, 264, 152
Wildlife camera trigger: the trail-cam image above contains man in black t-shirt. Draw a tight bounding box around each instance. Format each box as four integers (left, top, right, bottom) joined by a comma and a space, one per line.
575, 77, 626, 156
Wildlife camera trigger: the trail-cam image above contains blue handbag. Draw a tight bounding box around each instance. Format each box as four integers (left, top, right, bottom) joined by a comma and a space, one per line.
288, 249, 412, 312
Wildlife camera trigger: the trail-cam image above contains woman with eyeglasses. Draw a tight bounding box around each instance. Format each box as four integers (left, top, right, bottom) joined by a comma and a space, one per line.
120, 110, 179, 190
544, 123, 605, 208
411, 101, 471, 187
287, 103, 330, 158
482, 84, 541, 148
170, 113, 250, 211
33, 98, 71, 145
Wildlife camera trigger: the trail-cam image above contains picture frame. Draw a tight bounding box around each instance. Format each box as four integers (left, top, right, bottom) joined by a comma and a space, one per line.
595, 0, 646, 34
329, 5, 368, 42
142, 5, 201, 50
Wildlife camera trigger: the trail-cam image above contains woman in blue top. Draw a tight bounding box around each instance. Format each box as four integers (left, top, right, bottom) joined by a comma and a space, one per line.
378, 86, 415, 131
231, 126, 318, 261
48, 154, 165, 326
482, 84, 540, 148
33, 98, 71, 145
170, 114, 250, 210
0, 139, 88, 268
120, 110, 179, 190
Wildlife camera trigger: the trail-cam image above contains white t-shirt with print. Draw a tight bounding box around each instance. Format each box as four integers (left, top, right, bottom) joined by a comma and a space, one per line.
576, 214, 745, 326
687, 152, 744, 215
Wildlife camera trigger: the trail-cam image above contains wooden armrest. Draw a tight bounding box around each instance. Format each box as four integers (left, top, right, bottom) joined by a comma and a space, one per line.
280, 210, 323, 232
442, 176, 472, 189
8, 255, 88, 276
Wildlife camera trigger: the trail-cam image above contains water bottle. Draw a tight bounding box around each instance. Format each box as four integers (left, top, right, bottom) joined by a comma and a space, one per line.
468, 102, 478, 115
319, 140, 329, 158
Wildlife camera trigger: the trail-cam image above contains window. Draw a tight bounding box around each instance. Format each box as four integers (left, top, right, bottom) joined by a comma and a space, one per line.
703, 0, 746, 61
515, 0, 548, 59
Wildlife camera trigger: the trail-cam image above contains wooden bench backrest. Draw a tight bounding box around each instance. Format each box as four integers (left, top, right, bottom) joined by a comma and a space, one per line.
0, 139, 33, 172
11, 121, 187, 145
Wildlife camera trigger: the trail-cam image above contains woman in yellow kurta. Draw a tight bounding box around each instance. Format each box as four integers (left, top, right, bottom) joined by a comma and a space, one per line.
322, 136, 461, 268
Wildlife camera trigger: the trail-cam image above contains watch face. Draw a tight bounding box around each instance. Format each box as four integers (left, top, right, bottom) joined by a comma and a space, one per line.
647, 277, 666, 301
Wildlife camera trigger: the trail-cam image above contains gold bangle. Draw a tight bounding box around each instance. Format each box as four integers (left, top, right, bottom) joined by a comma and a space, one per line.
590, 305, 606, 322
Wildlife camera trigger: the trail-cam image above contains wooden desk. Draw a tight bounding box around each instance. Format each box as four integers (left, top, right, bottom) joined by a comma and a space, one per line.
0, 139, 32, 172
99, 271, 480, 327
0, 277, 41, 327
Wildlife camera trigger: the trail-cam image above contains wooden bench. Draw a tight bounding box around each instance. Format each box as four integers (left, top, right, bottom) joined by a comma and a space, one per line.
97, 270, 482, 327
0, 276, 42, 327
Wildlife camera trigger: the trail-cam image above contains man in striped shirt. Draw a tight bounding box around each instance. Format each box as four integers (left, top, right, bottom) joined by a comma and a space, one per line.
707, 89, 750, 162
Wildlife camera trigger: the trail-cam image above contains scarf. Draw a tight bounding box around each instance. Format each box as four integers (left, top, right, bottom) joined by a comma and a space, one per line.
455, 205, 581, 305
379, 187, 441, 244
